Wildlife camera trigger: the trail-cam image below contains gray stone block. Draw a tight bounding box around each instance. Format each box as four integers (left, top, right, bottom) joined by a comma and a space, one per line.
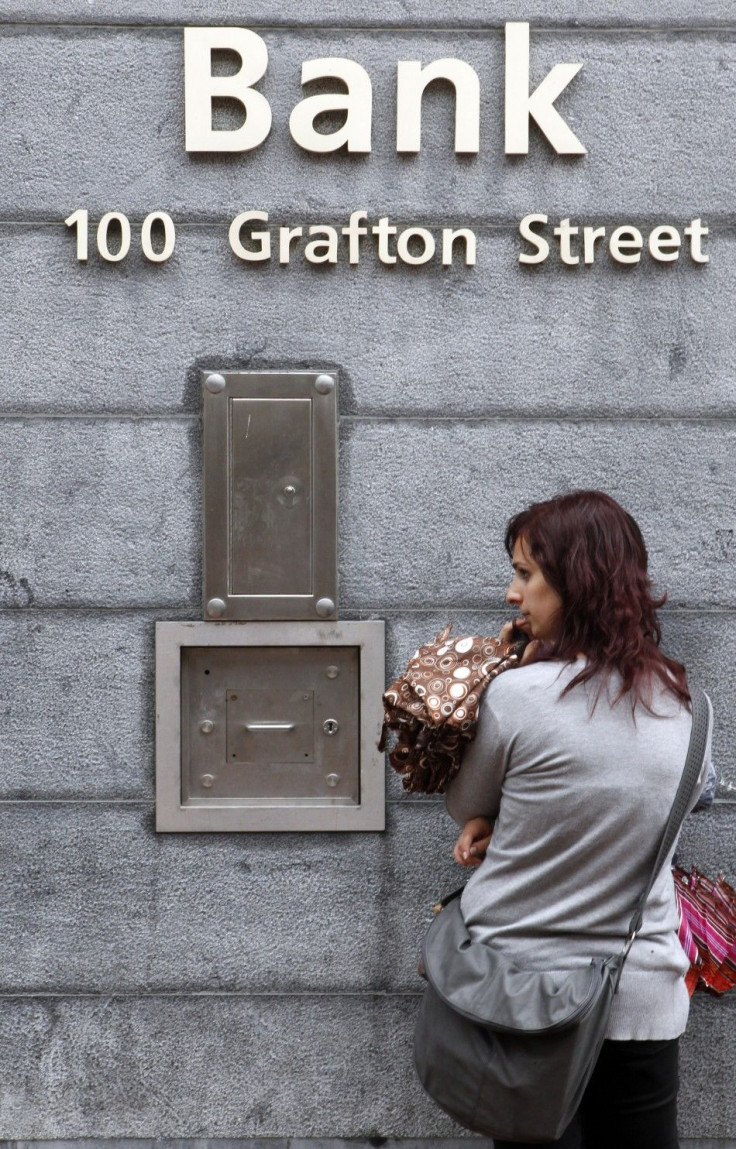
680, 996, 736, 1140
663, 614, 736, 801
340, 419, 736, 612
0, 994, 452, 1139
678, 803, 736, 877
2, 419, 734, 612
0, 28, 733, 218
0, 226, 733, 418
0, 992, 732, 1139
0, 419, 199, 609
1, 3, 735, 24
0, 802, 732, 995
0, 801, 455, 993
0, 611, 163, 799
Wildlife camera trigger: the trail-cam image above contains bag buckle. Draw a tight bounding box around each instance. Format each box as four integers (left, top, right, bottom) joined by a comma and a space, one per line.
622, 930, 637, 958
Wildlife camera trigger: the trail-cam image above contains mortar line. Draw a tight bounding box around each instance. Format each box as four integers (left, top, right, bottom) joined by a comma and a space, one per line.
1, 605, 736, 615
0, 989, 426, 998
2, 413, 736, 423
0, 987, 732, 1001
4, 218, 736, 230
0, 605, 201, 614
0, 799, 155, 805
342, 414, 736, 424
0, 418, 199, 427
1, 797, 734, 806
2, 20, 736, 34
354, 606, 736, 614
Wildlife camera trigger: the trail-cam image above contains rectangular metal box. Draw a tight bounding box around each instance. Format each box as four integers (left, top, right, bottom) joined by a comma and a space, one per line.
202, 370, 337, 621
181, 645, 359, 804
156, 620, 385, 832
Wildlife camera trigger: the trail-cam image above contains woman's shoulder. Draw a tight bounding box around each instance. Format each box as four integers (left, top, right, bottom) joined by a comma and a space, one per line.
488, 658, 579, 695
483, 658, 578, 712
485, 658, 693, 724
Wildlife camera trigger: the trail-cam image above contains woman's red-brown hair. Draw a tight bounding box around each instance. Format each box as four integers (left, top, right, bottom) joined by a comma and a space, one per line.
504, 490, 690, 710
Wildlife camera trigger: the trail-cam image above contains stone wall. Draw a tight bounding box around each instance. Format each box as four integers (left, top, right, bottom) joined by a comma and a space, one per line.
0, 1, 734, 1141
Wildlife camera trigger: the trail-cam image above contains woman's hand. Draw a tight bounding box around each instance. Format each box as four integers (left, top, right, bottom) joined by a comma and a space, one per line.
499, 619, 542, 665
453, 816, 493, 866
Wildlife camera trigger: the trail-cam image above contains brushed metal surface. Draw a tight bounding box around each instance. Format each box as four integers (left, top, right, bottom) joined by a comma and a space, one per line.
229, 398, 312, 597
156, 620, 384, 830
202, 371, 337, 621
180, 646, 358, 803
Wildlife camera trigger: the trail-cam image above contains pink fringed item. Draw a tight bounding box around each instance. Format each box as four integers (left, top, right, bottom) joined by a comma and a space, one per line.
674, 865, 736, 997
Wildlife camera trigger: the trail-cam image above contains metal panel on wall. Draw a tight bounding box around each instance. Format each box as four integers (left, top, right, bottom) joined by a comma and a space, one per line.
155, 619, 385, 832
180, 644, 360, 805
202, 370, 337, 621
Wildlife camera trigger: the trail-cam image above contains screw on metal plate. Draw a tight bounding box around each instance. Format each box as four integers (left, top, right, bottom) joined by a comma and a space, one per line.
315, 597, 335, 617
325, 773, 340, 787
200, 774, 215, 788
315, 374, 335, 395
326, 665, 339, 679
277, 476, 301, 507
199, 720, 214, 735
323, 718, 339, 736
206, 597, 226, 618
204, 372, 226, 394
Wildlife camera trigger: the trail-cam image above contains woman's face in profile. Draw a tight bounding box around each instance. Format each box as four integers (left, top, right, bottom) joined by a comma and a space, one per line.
506, 537, 563, 643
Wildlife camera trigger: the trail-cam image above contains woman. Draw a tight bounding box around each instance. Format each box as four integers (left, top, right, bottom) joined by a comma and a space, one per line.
444, 490, 711, 1149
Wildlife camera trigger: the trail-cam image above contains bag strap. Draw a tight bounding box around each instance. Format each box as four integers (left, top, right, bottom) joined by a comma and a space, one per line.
620, 687, 712, 963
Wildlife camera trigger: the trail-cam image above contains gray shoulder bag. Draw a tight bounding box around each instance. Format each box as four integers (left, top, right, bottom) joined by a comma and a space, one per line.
414, 688, 712, 1145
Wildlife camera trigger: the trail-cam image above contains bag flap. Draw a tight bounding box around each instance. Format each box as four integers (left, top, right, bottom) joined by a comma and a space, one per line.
422, 897, 607, 1034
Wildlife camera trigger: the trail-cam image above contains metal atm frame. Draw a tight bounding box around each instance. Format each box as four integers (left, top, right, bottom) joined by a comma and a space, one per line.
155, 370, 385, 832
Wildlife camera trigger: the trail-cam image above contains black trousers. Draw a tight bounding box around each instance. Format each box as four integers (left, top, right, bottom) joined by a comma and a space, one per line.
492, 1038, 680, 1149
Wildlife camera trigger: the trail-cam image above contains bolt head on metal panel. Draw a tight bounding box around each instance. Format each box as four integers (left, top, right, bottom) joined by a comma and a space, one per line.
325, 773, 340, 788
206, 597, 227, 618
315, 597, 335, 617
199, 720, 214, 735
205, 373, 226, 394
200, 774, 215, 789
326, 665, 339, 679
314, 374, 335, 394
